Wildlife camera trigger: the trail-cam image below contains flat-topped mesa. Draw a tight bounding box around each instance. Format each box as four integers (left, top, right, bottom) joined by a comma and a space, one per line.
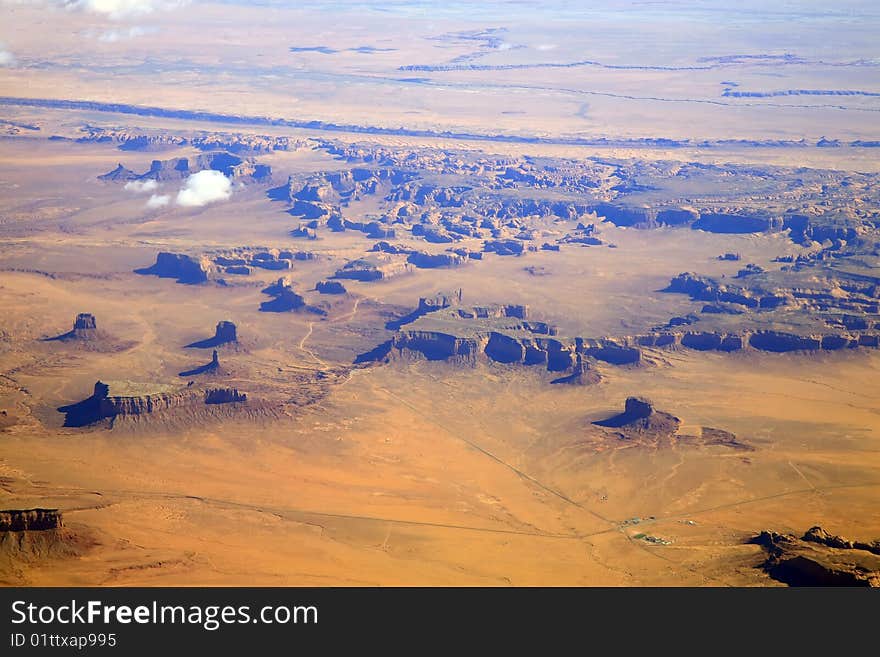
73, 313, 97, 331
0, 509, 63, 532
455, 303, 529, 321
260, 278, 306, 312
647, 328, 878, 354
658, 266, 880, 352
483, 239, 525, 256
692, 211, 783, 234
388, 331, 481, 364
185, 320, 237, 349
100, 151, 270, 183
366, 306, 575, 372
595, 202, 705, 229
59, 380, 249, 426
248, 251, 291, 271
594, 202, 660, 228
665, 272, 772, 308
366, 318, 880, 380
550, 354, 601, 386
593, 201, 785, 234
407, 251, 468, 269
593, 397, 681, 436
624, 397, 654, 421
135, 252, 210, 284
316, 280, 347, 295
92, 380, 194, 417
214, 321, 237, 344
418, 289, 462, 313
370, 241, 413, 255
65, 313, 99, 340
332, 256, 412, 282
383, 289, 465, 331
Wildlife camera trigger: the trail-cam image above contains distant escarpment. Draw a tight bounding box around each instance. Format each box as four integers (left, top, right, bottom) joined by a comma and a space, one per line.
58, 380, 248, 427
78, 125, 304, 154
258, 146, 880, 255
587, 158, 877, 244
595, 201, 867, 243
751, 527, 880, 586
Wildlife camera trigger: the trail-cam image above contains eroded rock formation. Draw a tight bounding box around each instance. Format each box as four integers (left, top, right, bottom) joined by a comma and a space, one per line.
333, 256, 412, 282
0, 509, 77, 569
260, 279, 306, 312
407, 251, 468, 269
751, 528, 880, 586
73, 313, 97, 332
187, 321, 237, 348
179, 350, 222, 377
100, 151, 271, 183
214, 321, 237, 344
316, 280, 347, 295
58, 380, 248, 426
0, 509, 62, 532
135, 252, 210, 284
594, 397, 681, 436
47, 313, 99, 342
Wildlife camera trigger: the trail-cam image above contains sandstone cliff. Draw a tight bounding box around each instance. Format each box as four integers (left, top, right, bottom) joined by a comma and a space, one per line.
751, 528, 880, 586
59, 380, 248, 427
0, 509, 62, 532
135, 252, 210, 284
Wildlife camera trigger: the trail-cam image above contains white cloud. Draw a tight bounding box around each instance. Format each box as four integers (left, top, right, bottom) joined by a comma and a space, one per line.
64, 0, 187, 19
536, 44, 557, 51
124, 179, 158, 193
146, 193, 170, 208
176, 170, 231, 207
0, 43, 14, 67
97, 25, 154, 42
0, 0, 188, 20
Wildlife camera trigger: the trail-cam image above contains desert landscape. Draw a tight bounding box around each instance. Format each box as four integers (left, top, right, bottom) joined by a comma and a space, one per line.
0, 0, 879, 587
